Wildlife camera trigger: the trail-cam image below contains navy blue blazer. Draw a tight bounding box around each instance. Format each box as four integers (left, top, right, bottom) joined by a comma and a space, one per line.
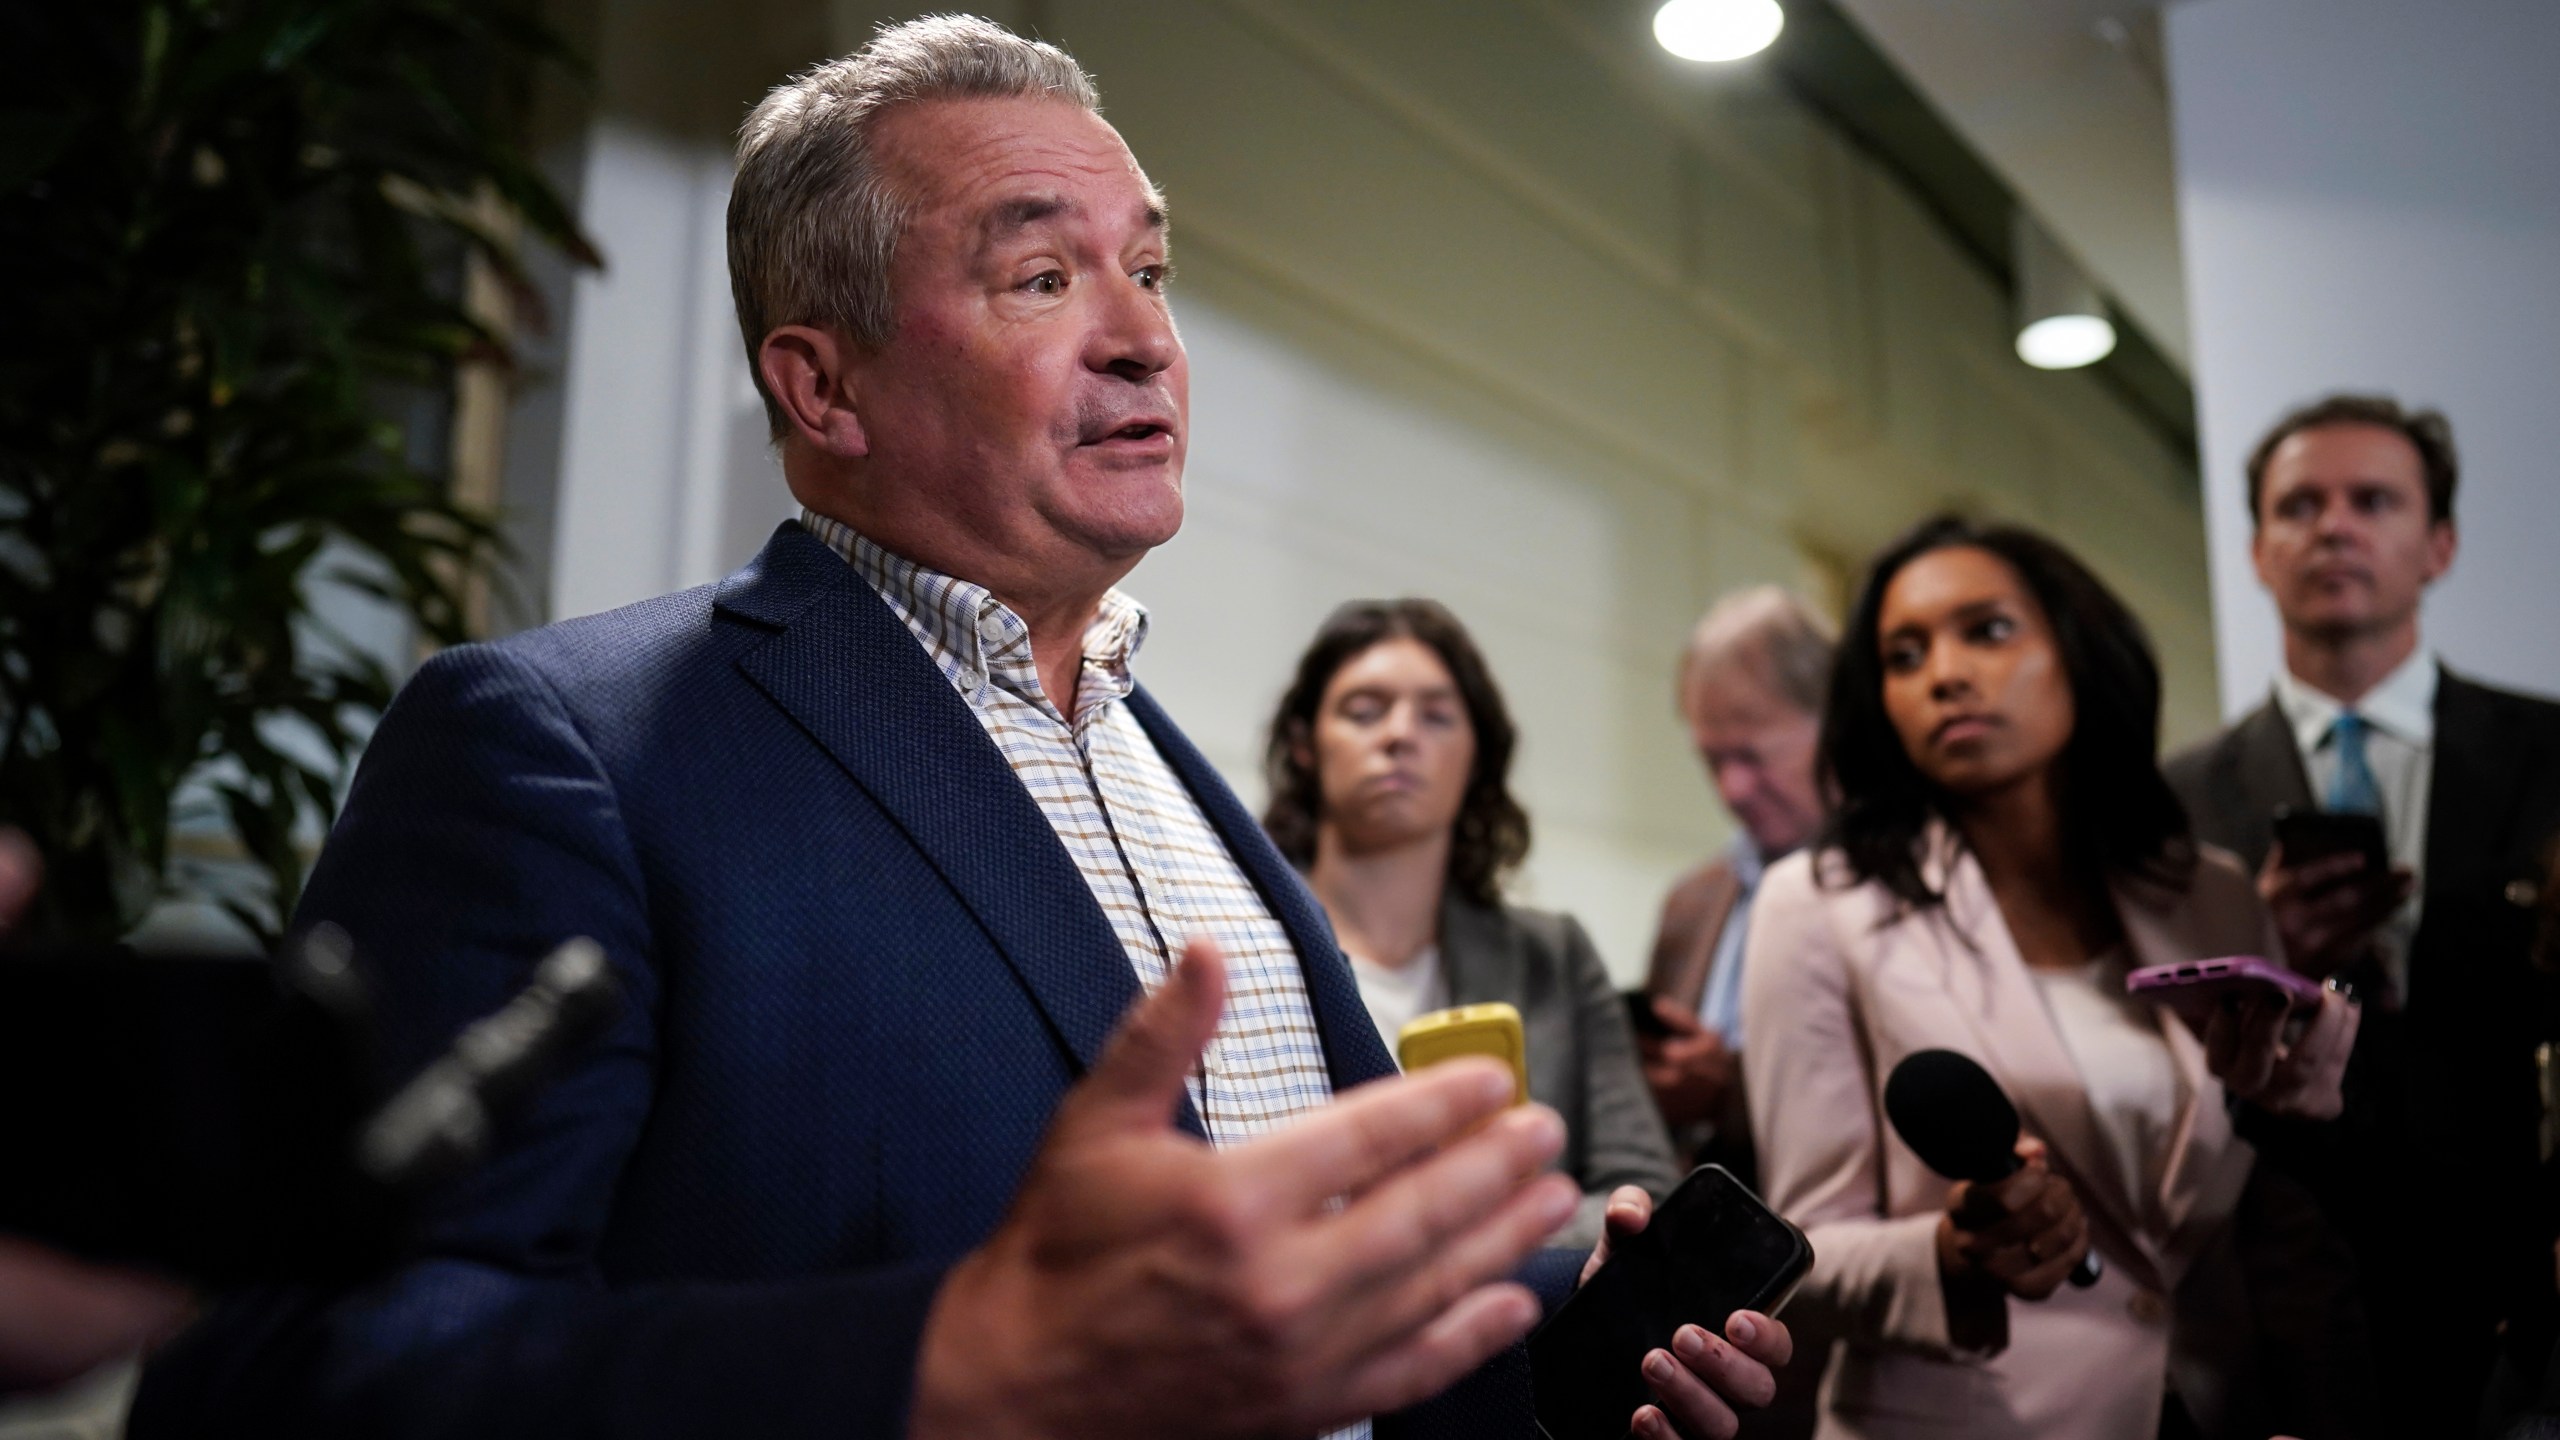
132, 523, 1568, 1439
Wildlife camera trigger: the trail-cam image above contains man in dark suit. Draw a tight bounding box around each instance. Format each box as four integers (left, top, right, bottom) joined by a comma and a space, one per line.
130, 17, 1789, 1440
2165, 394, 2560, 1433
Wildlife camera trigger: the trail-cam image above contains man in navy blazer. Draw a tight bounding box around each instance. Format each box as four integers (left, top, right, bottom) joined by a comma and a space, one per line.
134, 17, 1789, 1440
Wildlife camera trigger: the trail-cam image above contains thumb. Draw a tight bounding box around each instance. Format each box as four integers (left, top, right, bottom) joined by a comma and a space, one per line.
2014, 1134, 2049, 1170
1057, 937, 1228, 1140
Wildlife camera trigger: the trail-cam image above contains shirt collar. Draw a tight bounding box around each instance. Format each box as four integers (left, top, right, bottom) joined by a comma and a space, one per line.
1727, 833, 1770, 890
797, 509, 1150, 727
2271, 645, 2438, 753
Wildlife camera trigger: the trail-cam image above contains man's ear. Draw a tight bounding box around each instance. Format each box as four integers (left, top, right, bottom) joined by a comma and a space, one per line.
758, 325, 869, 458
2425, 518, 2459, 585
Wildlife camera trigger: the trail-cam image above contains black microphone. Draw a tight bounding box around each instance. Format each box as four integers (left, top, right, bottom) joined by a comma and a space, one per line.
1883, 1048, 2101, 1289
356, 937, 624, 1192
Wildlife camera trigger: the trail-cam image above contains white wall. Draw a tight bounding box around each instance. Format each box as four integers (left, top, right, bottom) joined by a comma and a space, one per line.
2168, 0, 2560, 713
529, 0, 2217, 980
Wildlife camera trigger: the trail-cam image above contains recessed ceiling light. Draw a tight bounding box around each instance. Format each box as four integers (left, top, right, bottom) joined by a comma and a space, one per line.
2016, 314, 2118, 370
1653, 0, 1785, 63
2012, 211, 2118, 370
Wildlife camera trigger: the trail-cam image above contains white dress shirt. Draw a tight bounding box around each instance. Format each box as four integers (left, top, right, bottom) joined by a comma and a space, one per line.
2271, 647, 2436, 991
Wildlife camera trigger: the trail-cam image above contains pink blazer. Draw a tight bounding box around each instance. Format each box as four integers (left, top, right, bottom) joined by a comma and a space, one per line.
1741, 832, 2279, 1440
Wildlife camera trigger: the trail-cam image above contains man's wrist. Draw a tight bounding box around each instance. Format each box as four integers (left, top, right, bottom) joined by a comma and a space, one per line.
909, 1246, 1046, 1440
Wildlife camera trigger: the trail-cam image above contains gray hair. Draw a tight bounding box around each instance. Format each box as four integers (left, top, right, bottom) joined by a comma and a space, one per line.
728, 15, 1101, 437
1678, 586, 1836, 720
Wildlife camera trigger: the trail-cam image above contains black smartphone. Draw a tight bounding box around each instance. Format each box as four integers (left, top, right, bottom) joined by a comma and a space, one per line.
1529, 1164, 1812, 1440
2271, 804, 2389, 875
1621, 990, 1674, 1040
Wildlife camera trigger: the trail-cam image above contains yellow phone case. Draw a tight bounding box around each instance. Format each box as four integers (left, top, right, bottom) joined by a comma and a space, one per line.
1395, 1002, 1528, 1105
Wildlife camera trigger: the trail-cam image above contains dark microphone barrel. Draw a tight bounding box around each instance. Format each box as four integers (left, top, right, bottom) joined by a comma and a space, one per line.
1883, 1049, 2102, 1289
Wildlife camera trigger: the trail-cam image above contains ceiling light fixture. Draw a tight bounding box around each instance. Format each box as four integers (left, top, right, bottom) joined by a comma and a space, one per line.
1653, 0, 1785, 63
2012, 211, 2117, 370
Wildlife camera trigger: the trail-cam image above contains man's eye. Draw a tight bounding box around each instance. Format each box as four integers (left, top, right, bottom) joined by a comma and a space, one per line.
1023, 271, 1065, 296
1133, 264, 1168, 291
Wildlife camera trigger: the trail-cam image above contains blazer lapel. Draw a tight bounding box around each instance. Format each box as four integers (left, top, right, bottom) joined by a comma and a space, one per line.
715, 525, 1204, 1136
2425, 668, 2519, 890
1651, 862, 1741, 1013
1124, 687, 1399, 1091
2114, 884, 2251, 1289
1930, 839, 2165, 1289
2222, 699, 2314, 871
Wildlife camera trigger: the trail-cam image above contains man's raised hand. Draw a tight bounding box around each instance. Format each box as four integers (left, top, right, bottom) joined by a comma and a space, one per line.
910, 937, 1580, 1440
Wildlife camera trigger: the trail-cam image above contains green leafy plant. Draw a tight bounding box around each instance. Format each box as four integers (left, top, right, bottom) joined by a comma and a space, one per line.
0, 0, 599, 945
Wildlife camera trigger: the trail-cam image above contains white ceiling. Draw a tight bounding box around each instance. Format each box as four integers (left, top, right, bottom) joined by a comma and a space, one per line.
1828, 0, 2191, 370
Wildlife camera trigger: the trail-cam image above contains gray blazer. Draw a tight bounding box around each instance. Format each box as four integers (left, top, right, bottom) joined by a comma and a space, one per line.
1438, 896, 1682, 1250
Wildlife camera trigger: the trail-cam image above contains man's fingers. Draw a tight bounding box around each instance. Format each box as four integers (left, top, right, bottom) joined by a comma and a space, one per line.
1293, 1105, 1568, 1309
1331, 1282, 1543, 1421
1057, 939, 1228, 1139
1309, 1169, 1578, 1374
1241, 1057, 1521, 1215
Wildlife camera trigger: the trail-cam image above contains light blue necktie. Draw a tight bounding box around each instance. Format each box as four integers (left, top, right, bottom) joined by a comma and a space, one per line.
2326, 711, 2382, 816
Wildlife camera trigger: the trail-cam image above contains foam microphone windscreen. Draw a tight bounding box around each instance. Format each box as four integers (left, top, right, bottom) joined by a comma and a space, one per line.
1883, 1048, 2022, 1182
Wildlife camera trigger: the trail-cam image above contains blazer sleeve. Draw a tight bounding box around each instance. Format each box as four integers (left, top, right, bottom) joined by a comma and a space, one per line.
1740, 861, 1979, 1359
1554, 915, 1682, 1249
130, 644, 950, 1440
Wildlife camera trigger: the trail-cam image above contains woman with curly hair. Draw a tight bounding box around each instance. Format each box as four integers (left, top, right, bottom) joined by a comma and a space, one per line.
1264, 599, 1678, 1249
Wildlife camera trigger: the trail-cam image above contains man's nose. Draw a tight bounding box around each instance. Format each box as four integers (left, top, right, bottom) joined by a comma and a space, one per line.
1093, 275, 1180, 384
1715, 765, 1760, 814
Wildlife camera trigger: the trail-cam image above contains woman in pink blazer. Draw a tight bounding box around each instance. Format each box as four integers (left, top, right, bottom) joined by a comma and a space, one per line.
1742, 517, 2360, 1440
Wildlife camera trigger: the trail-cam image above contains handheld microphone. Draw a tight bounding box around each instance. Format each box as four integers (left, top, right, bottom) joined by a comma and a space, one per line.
1883, 1048, 2101, 1288
357, 937, 623, 1192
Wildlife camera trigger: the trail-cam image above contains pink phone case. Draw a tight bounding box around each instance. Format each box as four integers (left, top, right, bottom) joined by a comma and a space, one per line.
2125, 955, 2325, 1026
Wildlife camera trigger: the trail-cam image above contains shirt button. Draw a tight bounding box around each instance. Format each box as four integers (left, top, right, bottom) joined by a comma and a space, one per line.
2127, 1290, 2165, 1324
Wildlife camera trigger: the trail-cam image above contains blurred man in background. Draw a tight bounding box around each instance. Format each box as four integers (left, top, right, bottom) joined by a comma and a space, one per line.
2166, 394, 2560, 1434
1639, 587, 1834, 1187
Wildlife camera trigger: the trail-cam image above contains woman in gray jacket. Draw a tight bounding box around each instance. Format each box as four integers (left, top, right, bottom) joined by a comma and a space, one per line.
1262, 599, 1680, 1249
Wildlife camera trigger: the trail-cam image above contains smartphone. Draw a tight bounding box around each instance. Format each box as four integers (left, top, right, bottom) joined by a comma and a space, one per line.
1397, 1002, 1528, 1104
2271, 804, 2389, 875
1528, 1164, 1812, 1440
2125, 955, 2327, 1032
1621, 990, 1674, 1041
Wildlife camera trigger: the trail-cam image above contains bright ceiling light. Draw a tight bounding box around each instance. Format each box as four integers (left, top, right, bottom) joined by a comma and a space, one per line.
2011, 210, 2117, 370
2016, 314, 2118, 370
1653, 0, 1785, 63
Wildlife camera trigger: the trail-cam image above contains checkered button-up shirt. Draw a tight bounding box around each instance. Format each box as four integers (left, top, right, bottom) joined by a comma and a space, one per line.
802, 511, 1341, 1146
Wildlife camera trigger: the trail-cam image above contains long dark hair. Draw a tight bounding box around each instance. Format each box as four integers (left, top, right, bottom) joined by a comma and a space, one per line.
1819, 515, 2193, 911
1262, 599, 1530, 908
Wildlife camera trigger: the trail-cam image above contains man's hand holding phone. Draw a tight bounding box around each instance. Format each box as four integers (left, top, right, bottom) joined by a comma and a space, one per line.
1635, 999, 1738, 1133
2257, 839, 2410, 976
